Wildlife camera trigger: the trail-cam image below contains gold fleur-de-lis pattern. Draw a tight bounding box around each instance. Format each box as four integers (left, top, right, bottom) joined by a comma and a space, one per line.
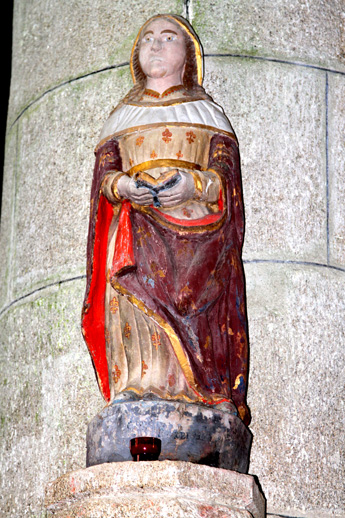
112, 364, 121, 384
109, 297, 119, 314
186, 131, 196, 144
118, 125, 216, 172
151, 332, 161, 350
136, 136, 145, 147
104, 273, 200, 403
162, 128, 172, 143
124, 322, 131, 339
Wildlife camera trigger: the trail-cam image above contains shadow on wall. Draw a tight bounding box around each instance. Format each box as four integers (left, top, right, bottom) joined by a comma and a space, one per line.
0, 0, 14, 219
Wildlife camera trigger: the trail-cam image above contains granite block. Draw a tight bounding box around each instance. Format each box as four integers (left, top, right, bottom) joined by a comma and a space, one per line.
268, 512, 345, 518
0, 278, 86, 364
12, 67, 132, 298
244, 261, 345, 514
46, 497, 255, 518
328, 73, 345, 269
0, 127, 17, 311
190, 0, 345, 72
203, 57, 327, 263
9, 0, 184, 123
0, 281, 102, 517
45, 461, 266, 518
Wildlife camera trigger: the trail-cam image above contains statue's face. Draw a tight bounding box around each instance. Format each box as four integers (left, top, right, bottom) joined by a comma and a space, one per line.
138, 18, 186, 82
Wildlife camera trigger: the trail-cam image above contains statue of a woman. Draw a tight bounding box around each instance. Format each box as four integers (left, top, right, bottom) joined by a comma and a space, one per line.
82, 14, 250, 426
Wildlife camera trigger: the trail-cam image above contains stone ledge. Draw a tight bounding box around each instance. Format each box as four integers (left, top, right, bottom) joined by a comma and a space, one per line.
45, 461, 266, 517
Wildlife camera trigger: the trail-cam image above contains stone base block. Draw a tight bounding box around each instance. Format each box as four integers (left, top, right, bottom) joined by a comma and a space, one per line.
86, 400, 252, 473
45, 461, 266, 517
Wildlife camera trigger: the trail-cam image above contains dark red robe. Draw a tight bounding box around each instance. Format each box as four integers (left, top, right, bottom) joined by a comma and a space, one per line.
82, 133, 250, 425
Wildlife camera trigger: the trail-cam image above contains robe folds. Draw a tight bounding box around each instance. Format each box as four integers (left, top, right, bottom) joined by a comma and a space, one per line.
82, 101, 249, 422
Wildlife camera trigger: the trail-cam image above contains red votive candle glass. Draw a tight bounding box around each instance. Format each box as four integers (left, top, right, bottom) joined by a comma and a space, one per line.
130, 437, 162, 461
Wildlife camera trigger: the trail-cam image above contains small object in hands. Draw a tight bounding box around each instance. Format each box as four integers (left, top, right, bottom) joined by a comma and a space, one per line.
130, 437, 162, 461
135, 172, 181, 207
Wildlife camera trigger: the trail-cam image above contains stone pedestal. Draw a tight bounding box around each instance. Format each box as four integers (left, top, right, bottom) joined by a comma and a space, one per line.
86, 400, 252, 473
45, 461, 266, 517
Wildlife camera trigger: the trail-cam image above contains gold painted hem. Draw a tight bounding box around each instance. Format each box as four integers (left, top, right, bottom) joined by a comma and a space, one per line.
114, 387, 199, 404
96, 122, 237, 152
110, 387, 234, 407
127, 159, 201, 177
132, 202, 227, 234
111, 279, 225, 405
125, 95, 206, 108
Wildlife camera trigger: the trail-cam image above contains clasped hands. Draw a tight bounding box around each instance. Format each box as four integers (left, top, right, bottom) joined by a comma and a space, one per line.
116, 169, 195, 208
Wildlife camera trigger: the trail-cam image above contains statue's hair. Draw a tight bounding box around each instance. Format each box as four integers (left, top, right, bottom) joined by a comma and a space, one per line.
117, 15, 211, 107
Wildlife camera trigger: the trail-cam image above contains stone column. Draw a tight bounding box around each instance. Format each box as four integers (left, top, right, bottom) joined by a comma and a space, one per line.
0, 1, 344, 517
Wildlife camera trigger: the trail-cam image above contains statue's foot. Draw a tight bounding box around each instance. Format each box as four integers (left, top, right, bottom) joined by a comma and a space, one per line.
111, 391, 140, 404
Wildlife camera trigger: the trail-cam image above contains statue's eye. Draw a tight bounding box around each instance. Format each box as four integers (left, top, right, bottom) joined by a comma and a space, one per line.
164, 34, 175, 42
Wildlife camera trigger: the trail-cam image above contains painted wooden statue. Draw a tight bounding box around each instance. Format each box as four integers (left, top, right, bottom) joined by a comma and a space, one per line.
82, 14, 250, 427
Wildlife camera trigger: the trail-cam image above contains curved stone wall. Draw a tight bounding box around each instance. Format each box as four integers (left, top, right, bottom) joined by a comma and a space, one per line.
1, 1, 344, 516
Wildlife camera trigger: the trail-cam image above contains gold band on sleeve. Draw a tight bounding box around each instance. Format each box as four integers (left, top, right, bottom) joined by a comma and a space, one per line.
189, 170, 203, 199
112, 172, 128, 201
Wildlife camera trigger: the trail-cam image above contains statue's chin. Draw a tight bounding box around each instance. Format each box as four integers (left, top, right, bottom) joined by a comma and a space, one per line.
147, 66, 168, 79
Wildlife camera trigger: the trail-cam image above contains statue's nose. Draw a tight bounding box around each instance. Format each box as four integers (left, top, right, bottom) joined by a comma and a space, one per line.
151, 38, 162, 51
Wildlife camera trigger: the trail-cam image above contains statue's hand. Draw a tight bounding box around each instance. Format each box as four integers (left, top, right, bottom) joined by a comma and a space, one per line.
117, 175, 154, 206
158, 171, 195, 208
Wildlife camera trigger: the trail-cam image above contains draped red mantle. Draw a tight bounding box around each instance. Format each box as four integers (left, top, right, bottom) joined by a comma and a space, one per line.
81, 134, 250, 424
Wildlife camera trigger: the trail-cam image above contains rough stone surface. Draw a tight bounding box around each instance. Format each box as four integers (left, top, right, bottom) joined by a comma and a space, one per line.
204, 57, 327, 264
0, 127, 17, 310
45, 461, 266, 518
9, 0, 184, 123
11, 68, 132, 298
328, 73, 345, 269
0, 280, 103, 517
269, 513, 345, 518
86, 401, 252, 472
245, 262, 345, 515
190, 0, 345, 72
